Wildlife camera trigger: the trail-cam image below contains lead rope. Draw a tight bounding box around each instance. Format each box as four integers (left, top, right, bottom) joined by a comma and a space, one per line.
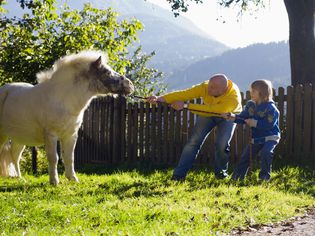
130, 95, 223, 116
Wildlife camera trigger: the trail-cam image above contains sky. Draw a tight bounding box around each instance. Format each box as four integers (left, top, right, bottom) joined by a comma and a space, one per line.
149, 0, 289, 48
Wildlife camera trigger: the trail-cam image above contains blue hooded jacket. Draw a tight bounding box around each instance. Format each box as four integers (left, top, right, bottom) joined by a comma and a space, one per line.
235, 100, 280, 144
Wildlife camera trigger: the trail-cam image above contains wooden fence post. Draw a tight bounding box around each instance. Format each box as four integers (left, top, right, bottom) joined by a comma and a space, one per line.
175, 110, 181, 162
151, 103, 157, 162
163, 103, 169, 163
112, 96, 125, 163
133, 102, 139, 162
276, 87, 285, 156
127, 102, 133, 162
144, 102, 151, 162
139, 101, 145, 160
303, 84, 312, 156
156, 103, 163, 163
294, 85, 303, 159
169, 107, 175, 164
286, 86, 294, 156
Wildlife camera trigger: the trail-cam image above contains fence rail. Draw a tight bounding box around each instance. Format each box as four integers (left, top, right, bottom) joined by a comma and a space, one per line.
74, 84, 315, 167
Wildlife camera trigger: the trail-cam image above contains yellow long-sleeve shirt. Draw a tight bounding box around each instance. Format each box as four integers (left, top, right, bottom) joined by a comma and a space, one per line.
163, 80, 242, 116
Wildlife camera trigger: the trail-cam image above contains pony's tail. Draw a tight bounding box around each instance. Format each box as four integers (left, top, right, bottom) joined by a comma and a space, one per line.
0, 86, 17, 176
0, 142, 18, 177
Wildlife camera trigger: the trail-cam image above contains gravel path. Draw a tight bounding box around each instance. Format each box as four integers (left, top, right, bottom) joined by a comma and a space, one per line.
230, 207, 315, 236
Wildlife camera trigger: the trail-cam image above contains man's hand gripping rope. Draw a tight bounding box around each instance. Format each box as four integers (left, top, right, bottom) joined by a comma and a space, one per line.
132, 95, 223, 116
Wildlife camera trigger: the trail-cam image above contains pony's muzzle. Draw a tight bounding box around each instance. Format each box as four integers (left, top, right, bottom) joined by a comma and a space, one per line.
122, 77, 134, 95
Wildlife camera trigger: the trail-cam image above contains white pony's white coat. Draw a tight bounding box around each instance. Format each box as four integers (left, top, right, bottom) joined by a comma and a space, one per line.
0, 50, 134, 184
0, 143, 19, 177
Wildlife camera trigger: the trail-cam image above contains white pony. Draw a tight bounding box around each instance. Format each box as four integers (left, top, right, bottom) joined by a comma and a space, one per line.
0, 50, 134, 185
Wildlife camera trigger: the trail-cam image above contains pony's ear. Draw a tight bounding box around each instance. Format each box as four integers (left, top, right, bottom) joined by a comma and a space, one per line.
90, 56, 102, 69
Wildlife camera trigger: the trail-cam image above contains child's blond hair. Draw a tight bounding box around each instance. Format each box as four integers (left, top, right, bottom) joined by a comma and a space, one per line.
251, 80, 273, 102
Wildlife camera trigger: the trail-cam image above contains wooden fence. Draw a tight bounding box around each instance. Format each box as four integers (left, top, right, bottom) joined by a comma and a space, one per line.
74, 84, 315, 167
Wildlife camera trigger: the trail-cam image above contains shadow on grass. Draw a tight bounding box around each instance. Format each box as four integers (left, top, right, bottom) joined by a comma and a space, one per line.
76, 160, 172, 176
76, 160, 315, 198
95, 179, 172, 199
2, 161, 315, 199
0, 178, 48, 193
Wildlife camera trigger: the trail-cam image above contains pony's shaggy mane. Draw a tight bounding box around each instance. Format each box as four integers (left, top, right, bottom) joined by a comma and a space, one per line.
36, 50, 108, 83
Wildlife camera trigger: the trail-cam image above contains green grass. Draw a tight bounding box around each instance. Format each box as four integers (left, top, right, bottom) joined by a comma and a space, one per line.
0, 167, 315, 235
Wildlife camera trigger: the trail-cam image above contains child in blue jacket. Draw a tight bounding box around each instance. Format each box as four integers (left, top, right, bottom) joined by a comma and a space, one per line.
222, 80, 280, 180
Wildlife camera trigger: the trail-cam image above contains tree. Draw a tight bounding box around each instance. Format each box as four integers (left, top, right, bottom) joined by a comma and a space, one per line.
125, 47, 167, 97
0, 0, 165, 96
283, 0, 315, 86
167, 0, 315, 86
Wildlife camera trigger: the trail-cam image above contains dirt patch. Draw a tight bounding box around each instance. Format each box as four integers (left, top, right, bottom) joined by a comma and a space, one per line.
230, 207, 315, 236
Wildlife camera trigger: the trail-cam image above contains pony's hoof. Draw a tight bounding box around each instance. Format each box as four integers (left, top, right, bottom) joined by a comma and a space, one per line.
49, 177, 60, 186
71, 176, 79, 182
66, 174, 79, 182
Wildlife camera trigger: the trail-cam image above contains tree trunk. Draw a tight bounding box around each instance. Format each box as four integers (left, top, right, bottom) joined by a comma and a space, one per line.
284, 0, 315, 85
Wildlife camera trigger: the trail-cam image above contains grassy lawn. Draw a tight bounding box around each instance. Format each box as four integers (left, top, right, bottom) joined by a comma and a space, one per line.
1, 166, 315, 235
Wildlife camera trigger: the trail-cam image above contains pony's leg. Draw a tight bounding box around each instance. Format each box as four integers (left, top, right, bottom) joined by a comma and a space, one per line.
44, 134, 59, 185
60, 136, 79, 182
10, 142, 25, 177
0, 135, 10, 176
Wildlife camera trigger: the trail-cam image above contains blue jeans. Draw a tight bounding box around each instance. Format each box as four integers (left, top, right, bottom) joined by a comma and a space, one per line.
173, 116, 236, 178
232, 140, 278, 180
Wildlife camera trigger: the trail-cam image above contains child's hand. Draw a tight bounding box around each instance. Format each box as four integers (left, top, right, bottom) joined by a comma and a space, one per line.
221, 112, 236, 121
245, 119, 257, 127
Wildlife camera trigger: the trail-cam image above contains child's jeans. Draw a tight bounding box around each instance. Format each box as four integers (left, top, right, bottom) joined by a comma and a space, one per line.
232, 140, 278, 180
172, 116, 236, 179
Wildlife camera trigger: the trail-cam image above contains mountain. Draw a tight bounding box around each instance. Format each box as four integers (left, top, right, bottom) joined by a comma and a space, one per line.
85, 0, 215, 38
67, 0, 229, 72
168, 41, 290, 91
2, 0, 228, 73
131, 14, 227, 72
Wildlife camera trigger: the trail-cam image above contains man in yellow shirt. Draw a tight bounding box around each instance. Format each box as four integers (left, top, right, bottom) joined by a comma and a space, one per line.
147, 74, 242, 180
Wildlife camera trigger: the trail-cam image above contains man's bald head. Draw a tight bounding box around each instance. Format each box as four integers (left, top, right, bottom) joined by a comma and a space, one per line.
208, 74, 229, 97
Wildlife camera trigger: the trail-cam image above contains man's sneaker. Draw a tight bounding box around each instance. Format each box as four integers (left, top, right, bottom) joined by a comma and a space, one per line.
171, 175, 185, 182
